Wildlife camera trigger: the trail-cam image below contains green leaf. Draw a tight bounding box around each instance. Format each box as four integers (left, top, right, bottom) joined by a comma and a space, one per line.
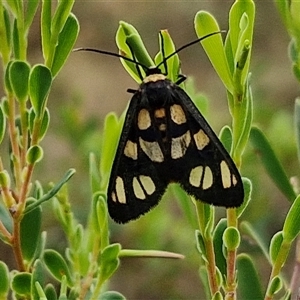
44, 284, 58, 300
12, 19, 20, 59
43, 249, 73, 286
51, 1, 75, 38
194, 11, 234, 93
20, 198, 42, 263
237, 254, 263, 300
116, 21, 153, 82
0, 261, 9, 297
236, 177, 252, 218
213, 218, 227, 275
99, 244, 121, 283
4, 61, 13, 93
223, 226, 240, 251
11, 272, 32, 296
100, 112, 123, 190
266, 276, 283, 297
41, 0, 51, 60
0, 6, 12, 63
294, 98, 300, 163
96, 194, 109, 249
32, 259, 45, 300
0, 105, 6, 145
100, 291, 126, 300
24, 0, 39, 31
34, 282, 47, 300
219, 125, 232, 154
283, 194, 300, 242
29, 64, 52, 117
26, 145, 44, 164
249, 126, 296, 202
89, 153, 101, 195
269, 231, 283, 265
155, 30, 180, 83
39, 108, 50, 141
51, 13, 79, 77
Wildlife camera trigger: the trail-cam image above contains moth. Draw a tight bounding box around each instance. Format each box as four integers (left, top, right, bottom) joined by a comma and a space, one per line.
77, 31, 244, 223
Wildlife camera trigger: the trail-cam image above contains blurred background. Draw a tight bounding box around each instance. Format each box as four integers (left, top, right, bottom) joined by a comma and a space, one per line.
1, 1, 300, 299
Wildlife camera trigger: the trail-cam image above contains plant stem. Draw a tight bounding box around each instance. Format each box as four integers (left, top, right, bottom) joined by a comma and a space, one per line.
225, 208, 238, 300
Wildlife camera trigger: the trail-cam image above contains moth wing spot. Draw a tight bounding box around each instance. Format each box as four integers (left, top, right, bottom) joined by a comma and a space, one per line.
220, 160, 232, 188
138, 109, 151, 130
124, 140, 138, 160
133, 177, 146, 200
115, 176, 126, 203
171, 131, 191, 159
170, 104, 186, 125
232, 174, 238, 186
194, 129, 210, 150
139, 138, 164, 162
140, 175, 156, 195
189, 165, 204, 187
154, 108, 166, 118
203, 166, 213, 190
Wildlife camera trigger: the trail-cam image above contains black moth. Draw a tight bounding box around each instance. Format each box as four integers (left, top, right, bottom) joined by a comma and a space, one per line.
78, 31, 244, 223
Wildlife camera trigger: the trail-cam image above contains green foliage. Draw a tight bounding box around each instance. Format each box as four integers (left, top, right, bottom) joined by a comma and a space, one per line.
1, 0, 300, 299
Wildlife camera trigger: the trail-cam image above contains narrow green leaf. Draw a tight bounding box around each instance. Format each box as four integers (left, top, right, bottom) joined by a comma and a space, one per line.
266, 276, 283, 297
294, 98, 300, 163
51, 1, 75, 37
269, 231, 284, 265
43, 250, 73, 286
283, 194, 300, 242
213, 218, 227, 275
100, 112, 123, 190
89, 153, 101, 194
4, 61, 13, 93
219, 125, 232, 154
11, 272, 32, 296
249, 126, 296, 202
12, 19, 20, 59
100, 291, 126, 300
24, 0, 39, 31
29, 64, 52, 117
38, 108, 50, 141
0, 6, 12, 63
32, 259, 45, 300
237, 254, 263, 300
236, 177, 252, 218
194, 11, 234, 93
9, 60, 30, 102
0, 105, 6, 144
0, 261, 9, 297
41, 0, 52, 60
20, 199, 42, 263
51, 14, 79, 77
34, 282, 47, 300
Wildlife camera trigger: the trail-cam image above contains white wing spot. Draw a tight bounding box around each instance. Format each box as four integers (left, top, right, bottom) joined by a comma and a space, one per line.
139, 138, 164, 162
124, 140, 138, 160
220, 160, 232, 188
133, 177, 146, 200
194, 129, 210, 150
170, 104, 186, 125
203, 166, 213, 190
133, 175, 156, 200
232, 174, 238, 186
138, 109, 151, 130
171, 131, 191, 159
189, 166, 204, 187
140, 175, 156, 195
115, 176, 126, 203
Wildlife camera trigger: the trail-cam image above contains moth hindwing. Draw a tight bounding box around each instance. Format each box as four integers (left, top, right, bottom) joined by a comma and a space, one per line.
107, 70, 244, 223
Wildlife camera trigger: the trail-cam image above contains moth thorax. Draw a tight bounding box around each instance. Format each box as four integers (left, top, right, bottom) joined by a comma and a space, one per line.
143, 73, 166, 83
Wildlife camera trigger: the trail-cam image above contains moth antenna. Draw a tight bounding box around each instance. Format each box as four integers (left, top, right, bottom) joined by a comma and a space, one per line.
156, 30, 225, 69
74, 47, 149, 71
